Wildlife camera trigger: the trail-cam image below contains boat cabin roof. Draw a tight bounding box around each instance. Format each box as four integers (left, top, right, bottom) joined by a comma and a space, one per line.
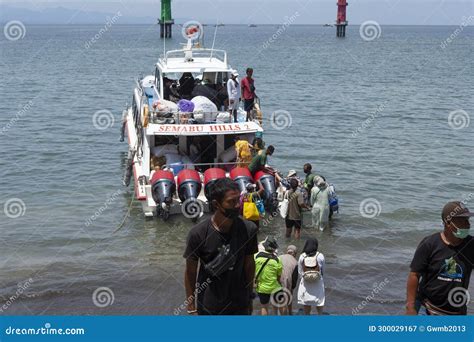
157, 48, 232, 74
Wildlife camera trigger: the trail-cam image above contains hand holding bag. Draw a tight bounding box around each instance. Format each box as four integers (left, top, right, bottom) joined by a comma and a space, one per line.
243, 193, 260, 221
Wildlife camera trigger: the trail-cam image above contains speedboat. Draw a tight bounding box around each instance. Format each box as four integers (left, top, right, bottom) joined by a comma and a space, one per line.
120, 23, 274, 220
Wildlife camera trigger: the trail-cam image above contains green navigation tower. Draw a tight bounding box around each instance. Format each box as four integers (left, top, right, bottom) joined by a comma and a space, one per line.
159, 0, 174, 38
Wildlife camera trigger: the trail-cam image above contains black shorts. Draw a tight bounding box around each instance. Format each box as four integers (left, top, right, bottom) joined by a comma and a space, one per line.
285, 218, 302, 230
257, 291, 282, 305
244, 99, 254, 112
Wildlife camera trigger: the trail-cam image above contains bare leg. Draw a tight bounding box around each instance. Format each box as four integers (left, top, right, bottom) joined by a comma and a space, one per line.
285, 227, 292, 238
295, 228, 301, 240
316, 306, 324, 315
261, 304, 269, 316
304, 305, 312, 315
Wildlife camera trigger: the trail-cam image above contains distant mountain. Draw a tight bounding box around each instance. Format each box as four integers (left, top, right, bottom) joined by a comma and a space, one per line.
0, 5, 157, 24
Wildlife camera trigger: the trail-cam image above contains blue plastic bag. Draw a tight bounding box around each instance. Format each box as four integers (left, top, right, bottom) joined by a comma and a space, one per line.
256, 198, 265, 215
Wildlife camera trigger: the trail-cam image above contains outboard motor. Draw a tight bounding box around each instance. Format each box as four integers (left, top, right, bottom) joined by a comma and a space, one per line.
203, 168, 226, 201
230, 167, 254, 193
254, 170, 278, 212
176, 169, 202, 220
150, 170, 176, 220
177, 169, 202, 202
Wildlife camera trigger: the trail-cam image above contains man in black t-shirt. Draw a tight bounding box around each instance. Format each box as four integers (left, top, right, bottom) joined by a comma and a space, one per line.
406, 201, 474, 315
183, 178, 258, 315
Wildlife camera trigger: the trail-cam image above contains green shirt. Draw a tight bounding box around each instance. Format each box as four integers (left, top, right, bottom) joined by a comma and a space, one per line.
304, 172, 319, 191
254, 252, 282, 294
248, 151, 267, 174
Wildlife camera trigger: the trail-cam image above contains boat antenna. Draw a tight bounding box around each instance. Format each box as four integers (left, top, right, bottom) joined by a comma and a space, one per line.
163, 29, 166, 61
209, 19, 218, 60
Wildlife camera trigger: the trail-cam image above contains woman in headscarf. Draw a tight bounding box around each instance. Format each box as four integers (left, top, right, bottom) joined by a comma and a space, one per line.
310, 176, 330, 231
234, 136, 254, 167
297, 238, 325, 315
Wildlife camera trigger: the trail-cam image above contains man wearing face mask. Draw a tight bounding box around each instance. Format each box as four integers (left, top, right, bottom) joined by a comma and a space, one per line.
406, 201, 474, 315
183, 178, 258, 315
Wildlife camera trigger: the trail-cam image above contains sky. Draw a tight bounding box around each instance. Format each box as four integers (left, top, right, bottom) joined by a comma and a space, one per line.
1, 0, 473, 25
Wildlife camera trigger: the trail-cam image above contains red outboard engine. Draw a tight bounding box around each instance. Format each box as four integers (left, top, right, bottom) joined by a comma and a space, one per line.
203, 168, 226, 201
230, 167, 254, 193
151, 170, 175, 205
177, 169, 202, 203
151, 170, 176, 220
254, 170, 277, 212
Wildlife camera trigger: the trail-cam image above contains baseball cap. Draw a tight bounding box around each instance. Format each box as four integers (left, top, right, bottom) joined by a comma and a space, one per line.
442, 201, 474, 223
304, 255, 317, 268
262, 236, 278, 251
287, 245, 297, 254
287, 170, 297, 177
231, 70, 239, 77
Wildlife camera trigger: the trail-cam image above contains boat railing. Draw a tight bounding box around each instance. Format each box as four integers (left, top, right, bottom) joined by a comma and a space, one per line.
145, 108, 263, 126
164, 48, 227, 64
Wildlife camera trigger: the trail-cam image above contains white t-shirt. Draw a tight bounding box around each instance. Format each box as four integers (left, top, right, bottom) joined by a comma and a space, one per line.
227, 78, 241, 102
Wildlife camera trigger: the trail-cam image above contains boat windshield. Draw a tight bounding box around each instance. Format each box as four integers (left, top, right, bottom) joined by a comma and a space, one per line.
162, 71, 230, 102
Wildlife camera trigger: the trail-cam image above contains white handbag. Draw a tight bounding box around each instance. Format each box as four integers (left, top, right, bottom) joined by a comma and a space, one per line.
278, 191, 289, 219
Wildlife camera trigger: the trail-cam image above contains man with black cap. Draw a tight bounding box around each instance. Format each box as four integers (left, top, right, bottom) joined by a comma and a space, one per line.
254, 236, 283, 315
406, 201, 474, 315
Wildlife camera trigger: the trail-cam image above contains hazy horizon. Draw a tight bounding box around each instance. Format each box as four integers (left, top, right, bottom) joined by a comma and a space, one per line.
1, 0, 473, 25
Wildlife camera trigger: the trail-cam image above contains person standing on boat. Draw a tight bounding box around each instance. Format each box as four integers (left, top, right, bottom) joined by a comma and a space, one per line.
183, 178, 258, 315
406, 201, 474, 315
227, 71, 241, 122
297, 238, 325, 315
310, 177, 330, 231
241, 68, 256, 122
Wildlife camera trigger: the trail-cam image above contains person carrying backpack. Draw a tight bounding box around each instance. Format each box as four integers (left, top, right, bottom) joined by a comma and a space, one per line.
297, 238, 325, 315
254, 237, 283, 315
